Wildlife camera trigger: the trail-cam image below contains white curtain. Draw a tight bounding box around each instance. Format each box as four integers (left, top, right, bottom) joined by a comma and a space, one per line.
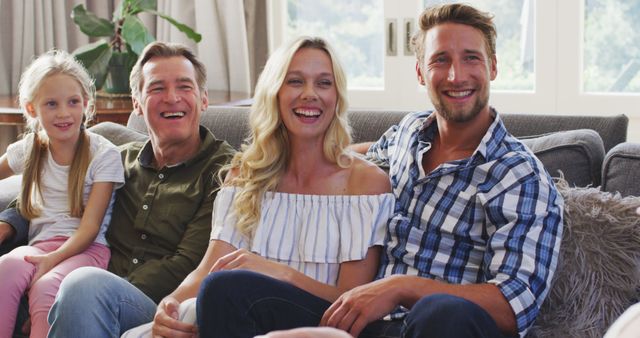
156, 0, 268, 93
0, 0, 267, 153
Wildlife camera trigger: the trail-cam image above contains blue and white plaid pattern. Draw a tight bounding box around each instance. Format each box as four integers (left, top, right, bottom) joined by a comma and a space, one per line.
367, 110, 563, 337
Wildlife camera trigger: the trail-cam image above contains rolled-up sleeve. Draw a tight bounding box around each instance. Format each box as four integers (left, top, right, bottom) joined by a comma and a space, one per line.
365, 124, 398, 165
485, 172, 564, 337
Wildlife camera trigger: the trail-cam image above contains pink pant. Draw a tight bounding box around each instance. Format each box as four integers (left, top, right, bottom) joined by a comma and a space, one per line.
0, 236, 110, 338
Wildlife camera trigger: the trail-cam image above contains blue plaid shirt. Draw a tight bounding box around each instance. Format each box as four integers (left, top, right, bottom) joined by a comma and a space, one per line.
367, 110, 563, 337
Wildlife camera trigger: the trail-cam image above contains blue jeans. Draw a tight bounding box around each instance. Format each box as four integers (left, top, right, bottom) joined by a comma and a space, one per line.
47, 267, 156, 338
196, 270, 506, 338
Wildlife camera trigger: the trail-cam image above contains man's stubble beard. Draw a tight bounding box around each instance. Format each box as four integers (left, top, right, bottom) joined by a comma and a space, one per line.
429, 87, 489, 123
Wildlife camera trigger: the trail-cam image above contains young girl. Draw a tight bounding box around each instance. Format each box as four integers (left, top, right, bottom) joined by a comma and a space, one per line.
0, 50, 124, 338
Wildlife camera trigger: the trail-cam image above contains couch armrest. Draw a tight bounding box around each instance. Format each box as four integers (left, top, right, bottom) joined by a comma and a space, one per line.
602, 142, 640, 197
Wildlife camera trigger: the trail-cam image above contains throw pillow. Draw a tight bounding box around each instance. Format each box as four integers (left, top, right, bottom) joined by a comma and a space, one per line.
528, 179, 640, 338
520, 129, 605, 187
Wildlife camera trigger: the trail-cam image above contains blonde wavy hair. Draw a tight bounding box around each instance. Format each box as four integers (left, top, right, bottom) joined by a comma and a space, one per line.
222, 36, 352, 240
17, 49, 96, 219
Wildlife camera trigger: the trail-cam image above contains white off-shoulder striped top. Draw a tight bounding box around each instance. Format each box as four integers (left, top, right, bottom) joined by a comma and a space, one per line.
210, 186, 395, 286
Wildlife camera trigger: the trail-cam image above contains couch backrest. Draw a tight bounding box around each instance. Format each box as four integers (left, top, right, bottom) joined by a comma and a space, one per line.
126, 107, 628, 187
128, 107, 628, 151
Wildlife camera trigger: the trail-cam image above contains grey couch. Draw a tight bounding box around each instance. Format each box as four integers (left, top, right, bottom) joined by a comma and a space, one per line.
1, 107, 637, 210
116, 106, 637, 192
1, 107, 639, 338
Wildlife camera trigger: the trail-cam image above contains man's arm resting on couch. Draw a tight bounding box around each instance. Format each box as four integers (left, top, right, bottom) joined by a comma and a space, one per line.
0, 201, 29, 246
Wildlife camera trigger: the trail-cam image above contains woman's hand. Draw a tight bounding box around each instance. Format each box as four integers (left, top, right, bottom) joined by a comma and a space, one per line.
210, 249, 291, 282
151, 296, 198, 338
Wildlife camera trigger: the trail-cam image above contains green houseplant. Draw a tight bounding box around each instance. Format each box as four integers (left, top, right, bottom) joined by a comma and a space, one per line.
71, 0, 201, 94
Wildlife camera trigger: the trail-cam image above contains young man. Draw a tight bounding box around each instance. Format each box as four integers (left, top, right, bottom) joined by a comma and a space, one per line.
0, 41, 235, 337
227, 4, 564, 338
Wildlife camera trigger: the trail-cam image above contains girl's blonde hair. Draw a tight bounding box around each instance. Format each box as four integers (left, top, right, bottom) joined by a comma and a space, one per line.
222, 36, 352, 239
17, 49, 96, 219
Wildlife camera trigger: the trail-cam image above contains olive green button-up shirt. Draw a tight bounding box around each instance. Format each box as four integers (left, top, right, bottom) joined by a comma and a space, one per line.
106, 126, 234, 303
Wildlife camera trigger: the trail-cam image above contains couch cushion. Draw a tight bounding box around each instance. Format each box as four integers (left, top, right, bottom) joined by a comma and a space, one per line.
602, 142, 640, 197
348, 110, 407, 144
520, 129, 605, 187
89, 121, 148, 146
501, 113, 628, 152
126, 107, 250, 150
527, 180, 640, 338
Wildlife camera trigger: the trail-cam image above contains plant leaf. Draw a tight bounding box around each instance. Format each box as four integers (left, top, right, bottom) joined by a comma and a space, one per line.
129, 0, 157, 15
121, 16, 155, 56
72, 41, 112, 89
71, 4, 114, 37
148, 10, 202, 43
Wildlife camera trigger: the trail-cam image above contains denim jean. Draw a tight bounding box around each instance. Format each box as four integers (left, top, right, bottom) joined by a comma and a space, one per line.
47, 267, 156, 338
195, 270, 506, 338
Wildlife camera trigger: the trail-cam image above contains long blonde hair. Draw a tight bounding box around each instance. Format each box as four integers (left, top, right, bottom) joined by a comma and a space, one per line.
222, 36, 352, 239
17, 50, 96, 219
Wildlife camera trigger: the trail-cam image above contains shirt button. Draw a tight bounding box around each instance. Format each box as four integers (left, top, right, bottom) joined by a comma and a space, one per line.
132, 258, 139, 264
142, 204, 149, 210
141, 234, 147, 240
159, 173, 164, 179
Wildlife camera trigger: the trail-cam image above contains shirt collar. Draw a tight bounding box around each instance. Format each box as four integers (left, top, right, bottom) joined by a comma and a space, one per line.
418, 107, 507, 162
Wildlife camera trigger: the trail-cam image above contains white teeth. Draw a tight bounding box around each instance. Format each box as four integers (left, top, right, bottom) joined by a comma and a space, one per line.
162, 111, 185, 118
294, 109, 321, 117
448, 90, 472, 97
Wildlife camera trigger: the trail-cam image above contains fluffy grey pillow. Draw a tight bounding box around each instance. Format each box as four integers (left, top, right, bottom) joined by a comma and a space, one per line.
528, 179, 640, 338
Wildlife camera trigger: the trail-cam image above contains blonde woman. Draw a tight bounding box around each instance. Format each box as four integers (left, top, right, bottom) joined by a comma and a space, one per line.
122, 36, 393, 338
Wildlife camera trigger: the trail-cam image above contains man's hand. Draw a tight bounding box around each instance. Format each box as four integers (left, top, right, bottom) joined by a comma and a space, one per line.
320, 277, 404, 337
151, 296, 198, 338
0, 221, 15, 245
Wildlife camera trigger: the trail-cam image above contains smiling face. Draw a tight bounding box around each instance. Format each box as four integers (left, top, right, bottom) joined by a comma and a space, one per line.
28, 73, 86, 147
277, 47, 338, 142
417, 22, 497, 123
134, 55, 208, 150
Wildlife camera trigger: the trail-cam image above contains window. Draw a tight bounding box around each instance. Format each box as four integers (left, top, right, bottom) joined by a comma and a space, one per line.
583, 0, 640, 93
424, 0, 534, 91
281, 0, 384, 88
269, 0, 640, 138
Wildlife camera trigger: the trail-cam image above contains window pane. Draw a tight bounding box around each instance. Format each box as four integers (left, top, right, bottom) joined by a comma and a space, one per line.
285, 0, 383, 89
584, 0, 640, 94
423, 0, 534, 91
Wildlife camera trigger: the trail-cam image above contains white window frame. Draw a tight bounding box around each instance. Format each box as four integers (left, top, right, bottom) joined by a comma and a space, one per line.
267, 0, 640, 120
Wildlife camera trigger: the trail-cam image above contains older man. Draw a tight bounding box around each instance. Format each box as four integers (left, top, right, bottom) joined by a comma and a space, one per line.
0, 41, 234, 337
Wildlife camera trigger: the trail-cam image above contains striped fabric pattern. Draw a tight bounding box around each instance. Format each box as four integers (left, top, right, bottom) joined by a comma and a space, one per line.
367, 110, 564, 337
211, 187, 395, 286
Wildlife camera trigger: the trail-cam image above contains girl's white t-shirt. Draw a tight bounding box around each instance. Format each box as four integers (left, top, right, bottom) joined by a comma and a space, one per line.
6, 131, 125, 245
